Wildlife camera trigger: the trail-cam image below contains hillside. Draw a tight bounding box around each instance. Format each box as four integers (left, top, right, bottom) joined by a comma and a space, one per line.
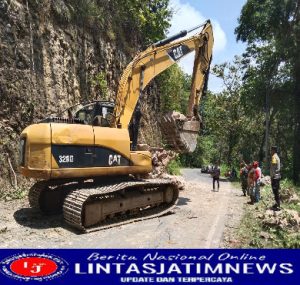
0, 0, 170, 196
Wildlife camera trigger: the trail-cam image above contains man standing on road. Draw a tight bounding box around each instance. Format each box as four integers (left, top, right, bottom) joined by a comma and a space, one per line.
212, 163, 221, 191
240, 162, 248, 196
270, 146, 281, 211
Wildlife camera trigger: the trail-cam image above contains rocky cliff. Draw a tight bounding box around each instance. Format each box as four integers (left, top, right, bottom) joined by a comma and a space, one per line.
0, 0, 163, 195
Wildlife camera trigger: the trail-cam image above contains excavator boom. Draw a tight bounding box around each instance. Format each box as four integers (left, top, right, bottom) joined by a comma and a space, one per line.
112, 20, 213, 152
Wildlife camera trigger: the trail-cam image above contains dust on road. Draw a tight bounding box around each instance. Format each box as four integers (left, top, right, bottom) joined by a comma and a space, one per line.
0, 169, 245, 248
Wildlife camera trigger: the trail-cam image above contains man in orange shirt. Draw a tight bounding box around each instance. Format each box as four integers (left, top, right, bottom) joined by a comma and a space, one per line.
253, 161, 262, 202
248, 165, 256, 204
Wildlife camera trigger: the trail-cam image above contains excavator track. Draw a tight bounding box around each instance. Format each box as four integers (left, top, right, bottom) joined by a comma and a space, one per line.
63, 179, 179, 232
28, 181, 46, 209
28, 179, 80, 214
29, 178, 179, 232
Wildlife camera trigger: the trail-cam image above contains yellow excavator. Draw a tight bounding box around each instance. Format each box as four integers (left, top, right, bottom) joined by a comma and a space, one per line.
19, 20, 213, 232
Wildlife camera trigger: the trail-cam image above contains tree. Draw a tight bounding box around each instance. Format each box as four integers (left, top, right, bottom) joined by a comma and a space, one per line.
241, 43, 294, 168
157, 65, 190, 113
108, 0, 172, 46
235, 0, 300, 183
210, 57, 249, 166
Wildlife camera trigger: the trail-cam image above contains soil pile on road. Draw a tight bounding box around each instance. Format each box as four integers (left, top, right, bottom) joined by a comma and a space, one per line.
260, 185, 300, 230
137, 144, 185, 190
150, 147, 176, 177
261, 209, 300, 230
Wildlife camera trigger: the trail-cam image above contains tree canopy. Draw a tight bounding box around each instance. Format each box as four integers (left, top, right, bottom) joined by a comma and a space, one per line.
235, 0, 300, 182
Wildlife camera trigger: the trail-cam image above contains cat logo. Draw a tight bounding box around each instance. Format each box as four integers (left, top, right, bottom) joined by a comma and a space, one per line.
173, 46, 184, 59
167, 44, 191, 61
108, 154, 121, 166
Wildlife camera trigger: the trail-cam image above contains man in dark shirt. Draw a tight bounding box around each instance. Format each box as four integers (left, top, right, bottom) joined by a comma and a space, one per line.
240, 162, 248, 196
212, 164, 221, 191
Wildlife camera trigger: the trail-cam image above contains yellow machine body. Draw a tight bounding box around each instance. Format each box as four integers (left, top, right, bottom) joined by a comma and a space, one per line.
20, 123, 152, 180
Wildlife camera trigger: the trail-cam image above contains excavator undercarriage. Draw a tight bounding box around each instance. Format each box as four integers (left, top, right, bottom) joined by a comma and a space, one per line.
28, 177, 179, 232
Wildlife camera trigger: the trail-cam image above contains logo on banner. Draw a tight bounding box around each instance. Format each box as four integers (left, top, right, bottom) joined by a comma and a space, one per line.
0, 253, 68, 281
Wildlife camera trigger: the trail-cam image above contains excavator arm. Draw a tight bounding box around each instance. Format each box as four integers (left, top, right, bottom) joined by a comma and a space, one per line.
112, 20, 213, 130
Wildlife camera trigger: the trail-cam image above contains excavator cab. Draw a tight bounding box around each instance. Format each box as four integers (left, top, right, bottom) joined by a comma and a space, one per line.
43, 101, 116, 127
72, 101, 115, 127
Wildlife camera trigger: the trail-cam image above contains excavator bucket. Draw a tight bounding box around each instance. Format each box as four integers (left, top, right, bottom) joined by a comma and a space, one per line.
160, 111, 200, 153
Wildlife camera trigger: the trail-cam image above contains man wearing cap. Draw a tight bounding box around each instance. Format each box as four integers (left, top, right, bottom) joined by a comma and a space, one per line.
270, 146, 281, 211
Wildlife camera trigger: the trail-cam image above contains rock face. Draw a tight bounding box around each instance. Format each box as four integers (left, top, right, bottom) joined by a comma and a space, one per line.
0, 0, 163, 188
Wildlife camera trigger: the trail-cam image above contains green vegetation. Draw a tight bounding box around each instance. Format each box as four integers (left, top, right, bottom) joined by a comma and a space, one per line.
235, 0, 300, 183
179, 54, 294, 177
0, 180, 28, 201
166, 157, 181, 175
158, 65, 191, 114
90, 72, 109, 100
49, 0, 172, 46
229, 181, 300, 248
173, 0, 300, 184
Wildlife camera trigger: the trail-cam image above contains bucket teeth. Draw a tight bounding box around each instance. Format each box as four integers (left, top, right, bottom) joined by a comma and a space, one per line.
160, 112, 200, 153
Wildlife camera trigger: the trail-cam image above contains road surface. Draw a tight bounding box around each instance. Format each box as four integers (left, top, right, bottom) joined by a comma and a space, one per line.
0, 169, 245, 248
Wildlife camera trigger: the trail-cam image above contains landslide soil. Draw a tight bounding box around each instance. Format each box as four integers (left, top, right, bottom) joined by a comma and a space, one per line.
0, 169, 245, 248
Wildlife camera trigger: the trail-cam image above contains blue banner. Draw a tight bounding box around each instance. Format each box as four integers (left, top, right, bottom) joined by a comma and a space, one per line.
0, 249, 299, 284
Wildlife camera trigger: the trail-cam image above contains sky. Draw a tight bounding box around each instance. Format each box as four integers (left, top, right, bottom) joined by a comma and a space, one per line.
167, 0, 247, 92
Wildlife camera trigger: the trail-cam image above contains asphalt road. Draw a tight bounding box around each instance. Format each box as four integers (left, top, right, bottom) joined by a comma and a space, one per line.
0, 169, 245, 248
